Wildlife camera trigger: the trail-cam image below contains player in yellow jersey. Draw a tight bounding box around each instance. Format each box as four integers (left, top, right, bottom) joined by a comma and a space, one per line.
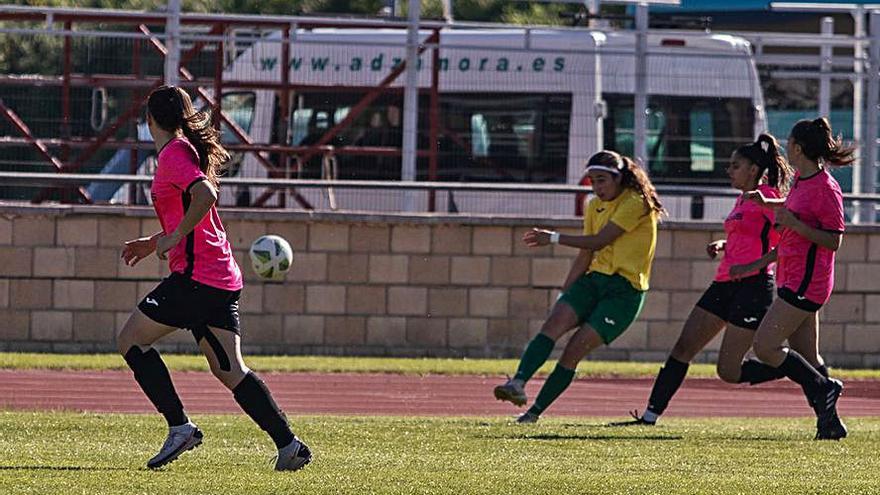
494, 150, 664, 423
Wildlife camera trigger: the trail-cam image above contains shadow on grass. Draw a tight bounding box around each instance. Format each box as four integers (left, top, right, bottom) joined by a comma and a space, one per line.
477, 433, 683, 441
0, 465, 128, 472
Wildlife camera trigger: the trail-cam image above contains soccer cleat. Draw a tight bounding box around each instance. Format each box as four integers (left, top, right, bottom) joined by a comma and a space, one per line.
608, 410, 656, 427
815, 413, 848, 441
494, 377, 527, 407
147, 422, 203, 469
274, 437, 312, 472
812, 378, 844, 420
516, 411, 540, 424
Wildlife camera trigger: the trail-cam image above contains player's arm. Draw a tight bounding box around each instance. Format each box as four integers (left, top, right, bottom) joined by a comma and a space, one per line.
561, 249, 593, 292
523, 223, 625, 251
122, 231, 164, 267
156, 180, 217, 260
729, 247, 778, 280
787, 222, 842, 251
775, 208, 842, 251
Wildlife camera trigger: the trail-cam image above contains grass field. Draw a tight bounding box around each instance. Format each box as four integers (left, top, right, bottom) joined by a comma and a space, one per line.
3, 352, 880, 380
0, 411, 878, 494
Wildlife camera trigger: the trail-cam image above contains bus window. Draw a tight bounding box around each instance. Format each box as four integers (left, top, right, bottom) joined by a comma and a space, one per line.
471, 114, 489, 157
604, 94, 753, 184
434, 93, 571, 183
290, 108, 313, 145
218, 92, 256, 144
287, 92, 570, 182
690, 109, 714, 172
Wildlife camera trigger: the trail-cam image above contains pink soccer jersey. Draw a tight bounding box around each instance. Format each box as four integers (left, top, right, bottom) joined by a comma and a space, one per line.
150, 137, 243, 291
716, 184, 781, 282
776, 169, 845, 306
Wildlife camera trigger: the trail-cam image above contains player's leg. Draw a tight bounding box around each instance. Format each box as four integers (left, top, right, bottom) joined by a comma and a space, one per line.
118, 295, 203, 469
716, 324, 760, 383
494, 296, 583, 407
787, 311, 829, 378
633, 306, 725, 424
521, 278, 644, 423
117, 308, 187, 427
517, 324, 604, 423
197, 294, 310, 471
753, 298, 844, 439
724, 275, 786, 385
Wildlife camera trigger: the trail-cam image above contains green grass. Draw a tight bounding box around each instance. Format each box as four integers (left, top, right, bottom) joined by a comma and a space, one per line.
0, 412, 878, 494
3, 352, 880, 380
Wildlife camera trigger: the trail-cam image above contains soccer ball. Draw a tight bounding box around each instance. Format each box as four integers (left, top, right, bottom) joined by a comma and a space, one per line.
249, 235, 293, 281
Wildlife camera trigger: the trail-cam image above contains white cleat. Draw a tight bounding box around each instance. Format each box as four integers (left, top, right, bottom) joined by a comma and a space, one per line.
147, 422, 203, 469
274, 437, 312, 472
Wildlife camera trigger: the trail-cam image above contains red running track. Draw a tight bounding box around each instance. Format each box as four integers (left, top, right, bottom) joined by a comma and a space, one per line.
0, 369, 877, 417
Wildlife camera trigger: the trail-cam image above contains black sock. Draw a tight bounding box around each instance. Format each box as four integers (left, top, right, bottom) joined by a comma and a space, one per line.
123, 346, 188, 427
738, 359, 786, 385
646, 357, 689, 416
816, 364, 829, 378
776, 350, 827, 401
233, 372, 296, 449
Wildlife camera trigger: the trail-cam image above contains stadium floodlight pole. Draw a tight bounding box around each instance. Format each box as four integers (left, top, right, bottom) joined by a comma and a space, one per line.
164, 0, 181, 86
401, 0, 421, 212
633, 2, 649, 167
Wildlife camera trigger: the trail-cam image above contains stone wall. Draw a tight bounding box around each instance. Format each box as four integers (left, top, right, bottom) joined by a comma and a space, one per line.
1, 204, 878, 366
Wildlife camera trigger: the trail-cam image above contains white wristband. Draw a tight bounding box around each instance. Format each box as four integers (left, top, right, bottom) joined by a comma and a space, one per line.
550, 232, 561, 244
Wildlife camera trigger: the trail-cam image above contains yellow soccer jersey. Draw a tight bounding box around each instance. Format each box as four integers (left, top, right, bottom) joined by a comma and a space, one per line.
583, 188, 658, 291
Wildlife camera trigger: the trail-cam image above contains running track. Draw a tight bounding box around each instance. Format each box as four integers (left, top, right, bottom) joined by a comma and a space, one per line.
0, 370, 877, 417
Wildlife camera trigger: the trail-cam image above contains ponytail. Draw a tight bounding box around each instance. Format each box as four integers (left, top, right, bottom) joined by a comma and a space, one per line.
619, 156, 665, 216
735, 133, 792, 194
147, 85, 230, 188
181, 110, 229, 188
790, 117, 856, 167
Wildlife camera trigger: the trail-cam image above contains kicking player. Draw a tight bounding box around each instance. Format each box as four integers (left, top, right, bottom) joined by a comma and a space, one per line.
618, 134, 832, 425
494, 150, 662, 423
117, 85, 312, 470
747, 118, 853, 440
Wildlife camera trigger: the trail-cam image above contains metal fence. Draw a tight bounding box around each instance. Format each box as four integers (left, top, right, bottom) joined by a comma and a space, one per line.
0, 5, 879, 222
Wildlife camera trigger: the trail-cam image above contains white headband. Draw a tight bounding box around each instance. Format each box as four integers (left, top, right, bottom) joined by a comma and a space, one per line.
585, 165, 622, 175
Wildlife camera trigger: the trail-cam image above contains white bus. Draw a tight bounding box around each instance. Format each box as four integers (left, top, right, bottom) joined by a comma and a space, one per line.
126, 27, 766, 217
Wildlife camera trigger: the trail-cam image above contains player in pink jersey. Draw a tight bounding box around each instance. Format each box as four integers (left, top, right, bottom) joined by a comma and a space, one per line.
747, 117, 853, 440
116, 86, 311, 470
614, 134, 828, 426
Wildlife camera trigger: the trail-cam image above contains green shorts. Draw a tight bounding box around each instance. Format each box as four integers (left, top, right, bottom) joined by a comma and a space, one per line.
557, 272, 646, 344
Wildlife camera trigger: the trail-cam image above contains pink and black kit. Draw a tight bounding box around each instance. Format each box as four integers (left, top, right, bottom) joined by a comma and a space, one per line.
775, 169, 845, 312
695, 184, 781, 330
138, 137, 244, 341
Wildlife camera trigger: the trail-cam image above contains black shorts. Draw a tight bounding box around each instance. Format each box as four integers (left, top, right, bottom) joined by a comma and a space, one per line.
695, 274, 774, 330
138, 272, 241, 340
777, 287, 823, 312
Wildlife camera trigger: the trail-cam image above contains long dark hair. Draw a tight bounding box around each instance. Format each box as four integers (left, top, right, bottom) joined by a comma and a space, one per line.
734, 133, 792, 194
587, 150, 664, 216
790, 117, 856, 167
147, 85, 229, 187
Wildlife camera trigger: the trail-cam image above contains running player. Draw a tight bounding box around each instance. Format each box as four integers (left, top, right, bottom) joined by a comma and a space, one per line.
617, 134, 832, 426
747, 117, 852, 440
117, 85, 312, 470
493, 150, 662, 423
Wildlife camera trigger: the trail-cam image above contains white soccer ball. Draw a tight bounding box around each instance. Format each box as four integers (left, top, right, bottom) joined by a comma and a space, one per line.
249, 235, 293, 281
